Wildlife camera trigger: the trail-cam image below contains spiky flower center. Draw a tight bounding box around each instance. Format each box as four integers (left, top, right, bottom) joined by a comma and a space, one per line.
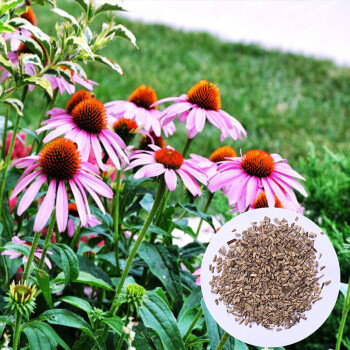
10, 281, 36, 304
39, 138, 81, 181
71, 98, 107, 134
128, 85, 158, 110
139, 132, 165, 151
241, 150, 275, 178
66, 90, 93, 114
113, 118, 138, 145
154, 148, 183, 170
126, 283, 146, 307
187, 80, 221, 111
21, 6, 37, 25
252, 192, 283, 209
209, 146, 237, 163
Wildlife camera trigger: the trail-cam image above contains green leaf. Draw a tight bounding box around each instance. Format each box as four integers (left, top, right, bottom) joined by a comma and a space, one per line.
60, 296, 93, 314
51, 8, 80, 32
94, 55, 124, 76
94, 3, 126, 15
90, 206, 113, 230
52, 271, 113, 291
178, 286, 202, 319
1, 240, 31, 257
42, 309, 106, 350
23, 76, 53, 98
178, 307, 200, 337
73, 0, 88, 13
67, 36, 94, 59
138, 242, 183, 313
17, 36, 45, 62
111, 24, 138, 48
0, 316, 9, 337
201, 300, 235, 350
23, 322, 70, 350
100, 315, 123, 336
34, 268, 53, 309
0, 0, 22, 15
140, 291, 185, 350
54, 243, 79, 285
0, 22, 16, 33
0, 54, 16, 76
179, 203, 215, 230
140, 193, 154, 213
9, 18, 51, 53
180, 242, 205, 260
3, 98, 24, 116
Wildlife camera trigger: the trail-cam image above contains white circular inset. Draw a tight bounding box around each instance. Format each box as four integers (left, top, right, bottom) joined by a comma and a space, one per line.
201, 208, 340, 348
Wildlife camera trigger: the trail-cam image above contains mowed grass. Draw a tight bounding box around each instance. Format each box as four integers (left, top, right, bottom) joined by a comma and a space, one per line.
15, 2, 350, 165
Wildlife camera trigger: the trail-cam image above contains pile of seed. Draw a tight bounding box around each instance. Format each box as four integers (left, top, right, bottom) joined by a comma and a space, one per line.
209, 216, 331, 330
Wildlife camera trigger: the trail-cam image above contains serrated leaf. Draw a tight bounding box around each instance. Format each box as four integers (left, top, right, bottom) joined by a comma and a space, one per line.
34, 268, 53, 309
60, 296, 93, 314
52, 271, 113, 291
201, 300, 235, 350
94, 2, 126, 15
54, 244, 79, 285
51, 8, 80, 32
41, 309, 106, 350
140, 291, 185, 350
112, 24, 138, 48
179, 203, 215, 230
23, 76, 53, 98
138, 242, 183, 314
23, 322, 70, 350
3, 98, 23, 116
94, 55, 124, 76
101, 315, 123, 335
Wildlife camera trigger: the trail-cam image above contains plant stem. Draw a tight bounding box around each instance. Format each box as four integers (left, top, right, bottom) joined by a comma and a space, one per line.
195, 192, 214, 237
150, 189, 170, 244
22, 231, 41, 282
70, 222, 82, 250
183, 308, 202, 342
114, 171, 121, 276
101, 179, 166, 340
12, 310, 22, 350
1, 105, 10, 160
35, 89, 58, 153
215, 332, 230, 350
335, 275, 350, 350
182, 137, 193, 158
38, 211, 56, 270
0, 86, 28, 218
116, 305, 131, 350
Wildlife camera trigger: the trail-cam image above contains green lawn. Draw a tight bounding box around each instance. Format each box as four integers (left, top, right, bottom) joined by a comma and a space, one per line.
17, 2, 350, 165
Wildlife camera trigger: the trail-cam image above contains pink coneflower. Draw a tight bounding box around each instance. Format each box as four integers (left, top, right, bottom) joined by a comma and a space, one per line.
153, 80, 247, 141
10, 138, 113, 232
36, 91, 128, 171
2, 236, 52, 269
105, 85, 176, 137
126, 145, 207, 196
188, 145, 237, 180
67, 203, 101, 237
209, 149, 307, 212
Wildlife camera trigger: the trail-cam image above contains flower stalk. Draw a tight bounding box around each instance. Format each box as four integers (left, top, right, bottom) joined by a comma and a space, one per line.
101, 179, 166, 340
183, 308, 202, 342
114, 170, 121, 276
22, 231, 41, 282
38, 211, 56, 270
12, 309, 22, 350
335, 274, 350, 350
195, 192, 214, 237
182, 137, 193, 157
215, 331, 230, 350
0, 86, 28, 218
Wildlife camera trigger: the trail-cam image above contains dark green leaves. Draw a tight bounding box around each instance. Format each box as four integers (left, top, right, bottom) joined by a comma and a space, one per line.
94, 3, 126, 16
34, 268, 53, 309
60, 296, 93, 314
179, 203, 215, 230
140, 291, 185, 350
23, 322, 70, 350
53, 244, 79, 285
138, 242, 183, 313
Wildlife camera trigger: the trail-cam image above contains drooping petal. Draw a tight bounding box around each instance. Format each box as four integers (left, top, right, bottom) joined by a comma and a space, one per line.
69, 180, 87, 226
164, 169, 177, 191
56, 180, 68, 232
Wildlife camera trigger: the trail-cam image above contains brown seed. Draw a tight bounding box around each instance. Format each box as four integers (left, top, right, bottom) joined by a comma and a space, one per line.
325, 280, 331, 285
